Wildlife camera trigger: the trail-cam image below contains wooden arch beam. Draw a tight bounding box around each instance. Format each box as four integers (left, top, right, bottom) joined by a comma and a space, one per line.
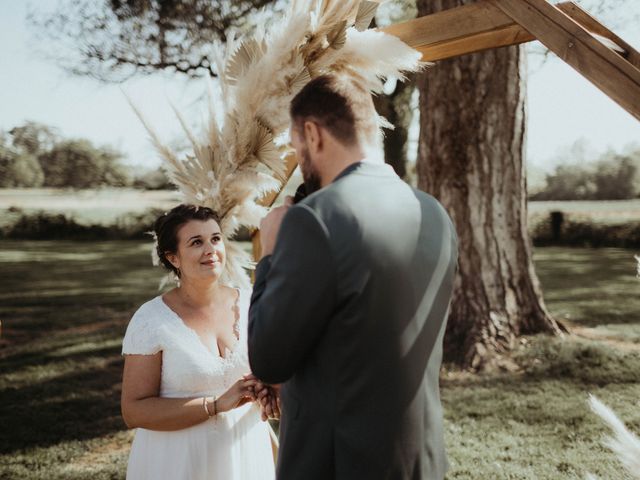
379, 0, 537, 62
379, 0, 640, 120
492, 0, 640, 121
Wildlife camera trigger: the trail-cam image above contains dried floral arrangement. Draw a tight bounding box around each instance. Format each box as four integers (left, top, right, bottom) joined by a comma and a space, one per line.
133, 0, 424, 288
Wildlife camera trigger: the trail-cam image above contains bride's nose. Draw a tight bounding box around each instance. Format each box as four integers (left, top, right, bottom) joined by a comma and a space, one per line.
203, 242, 215, 256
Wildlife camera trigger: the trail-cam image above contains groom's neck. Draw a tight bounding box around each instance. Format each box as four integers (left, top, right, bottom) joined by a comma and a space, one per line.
319, 143, 372, 187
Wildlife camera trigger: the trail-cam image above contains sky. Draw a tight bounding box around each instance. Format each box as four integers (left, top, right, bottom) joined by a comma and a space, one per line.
1, 0, 639, 172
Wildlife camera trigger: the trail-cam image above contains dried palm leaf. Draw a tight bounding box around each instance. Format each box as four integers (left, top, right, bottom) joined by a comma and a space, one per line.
226, 38, 267, 85
354, 1, 379, 32
327, 20, 348, 49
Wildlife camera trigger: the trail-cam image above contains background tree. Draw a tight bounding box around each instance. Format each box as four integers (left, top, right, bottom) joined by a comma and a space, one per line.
0, 122, 131, 189
530, 146, 640, 201
0, 139, 45, 188
415, 0, 565, 369
0, 125, 49, 188
373, 80, 414, 178
29, 0, 283, 81
39, 140, 130, 189
593, 154, 638, 200
132, 167, 174, 190
372, 0, 418, 179
9, 122, 58, 156
534, 164, 597, 200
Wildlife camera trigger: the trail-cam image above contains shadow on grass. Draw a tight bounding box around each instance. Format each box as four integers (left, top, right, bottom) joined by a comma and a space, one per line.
0, 241, 159, 458
0, 350, 125, 454
533, 247, 640, 328
0, 337, 123, 377
1, 241, 639, 478
440, 334, 640, 479
445, 335, 640, 389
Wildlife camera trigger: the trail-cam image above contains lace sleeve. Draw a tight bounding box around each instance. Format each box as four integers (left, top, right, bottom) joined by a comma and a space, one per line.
122, 303, 163, 355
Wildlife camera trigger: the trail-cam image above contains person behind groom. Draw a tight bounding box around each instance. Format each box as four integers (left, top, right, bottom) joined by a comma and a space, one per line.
248, 74, 458, 480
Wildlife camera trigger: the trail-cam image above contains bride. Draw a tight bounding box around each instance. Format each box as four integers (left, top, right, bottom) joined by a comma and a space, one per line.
120, 204, 277, 480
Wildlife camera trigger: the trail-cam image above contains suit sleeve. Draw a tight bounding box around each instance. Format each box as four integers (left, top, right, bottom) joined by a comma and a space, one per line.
248, 204, 336, 384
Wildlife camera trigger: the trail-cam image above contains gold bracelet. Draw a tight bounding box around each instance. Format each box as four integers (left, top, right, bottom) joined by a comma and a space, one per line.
203, 396, 217, 417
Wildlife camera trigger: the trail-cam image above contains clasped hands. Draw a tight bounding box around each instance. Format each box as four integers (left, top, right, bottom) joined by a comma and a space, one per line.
244, 374, 281, 421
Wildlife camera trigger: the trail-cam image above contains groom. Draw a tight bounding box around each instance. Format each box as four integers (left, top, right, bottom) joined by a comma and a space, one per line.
248, 74, 458, 480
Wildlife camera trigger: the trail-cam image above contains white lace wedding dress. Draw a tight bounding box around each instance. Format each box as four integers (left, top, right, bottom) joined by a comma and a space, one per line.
121, 288, 275, 480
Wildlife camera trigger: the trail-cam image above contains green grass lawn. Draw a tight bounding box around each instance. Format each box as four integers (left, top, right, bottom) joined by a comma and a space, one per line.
0, 241, 639, 479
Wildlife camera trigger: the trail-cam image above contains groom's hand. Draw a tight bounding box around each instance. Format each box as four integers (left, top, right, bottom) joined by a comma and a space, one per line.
258, 384, 281, 421
259, 196, 294, 259
245, 375, 280, 420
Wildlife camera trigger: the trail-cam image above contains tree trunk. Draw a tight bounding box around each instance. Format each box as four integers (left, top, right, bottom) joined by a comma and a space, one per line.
415, 0, 565, 369
374, 79, 414, 179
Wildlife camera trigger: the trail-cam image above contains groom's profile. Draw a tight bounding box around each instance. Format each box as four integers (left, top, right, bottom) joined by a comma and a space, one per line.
248, 74, 458, 480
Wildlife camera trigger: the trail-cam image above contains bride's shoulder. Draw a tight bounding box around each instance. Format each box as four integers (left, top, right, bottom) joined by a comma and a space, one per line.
122, 296, 168, 355
133, 295, 165, 316
128, 296, 171, 328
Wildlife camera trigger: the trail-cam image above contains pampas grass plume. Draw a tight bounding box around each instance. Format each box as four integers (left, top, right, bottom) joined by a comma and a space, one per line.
586, 394, 640, 479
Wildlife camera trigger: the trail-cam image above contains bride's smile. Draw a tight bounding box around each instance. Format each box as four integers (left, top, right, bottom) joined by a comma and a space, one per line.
201, 258, 220, 267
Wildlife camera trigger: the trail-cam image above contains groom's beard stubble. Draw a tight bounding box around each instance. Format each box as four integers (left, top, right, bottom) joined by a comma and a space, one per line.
301, 145, 322, 195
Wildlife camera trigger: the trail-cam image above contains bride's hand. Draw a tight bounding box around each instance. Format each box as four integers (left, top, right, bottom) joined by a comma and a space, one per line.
217, 377, 258, 413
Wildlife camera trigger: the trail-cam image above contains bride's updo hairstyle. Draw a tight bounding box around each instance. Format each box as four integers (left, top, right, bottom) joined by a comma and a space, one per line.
153, 204, 221, 278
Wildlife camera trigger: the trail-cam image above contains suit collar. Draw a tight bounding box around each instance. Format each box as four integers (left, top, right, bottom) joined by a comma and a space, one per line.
332, 161, 363, 183
332, 160, 394, 183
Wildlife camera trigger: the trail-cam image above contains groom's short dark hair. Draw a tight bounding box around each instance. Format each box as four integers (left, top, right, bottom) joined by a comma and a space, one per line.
289, 74, 379, 146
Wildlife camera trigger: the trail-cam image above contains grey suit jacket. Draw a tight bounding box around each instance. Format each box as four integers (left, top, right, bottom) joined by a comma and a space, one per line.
249, 161, 458, 480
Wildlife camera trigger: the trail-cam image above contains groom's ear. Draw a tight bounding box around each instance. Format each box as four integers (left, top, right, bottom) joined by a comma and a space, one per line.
303, 120, 322, 154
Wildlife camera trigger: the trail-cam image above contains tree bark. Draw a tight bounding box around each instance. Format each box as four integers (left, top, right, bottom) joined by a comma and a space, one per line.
416, 0, 565, 369
373, 79, 414, 179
